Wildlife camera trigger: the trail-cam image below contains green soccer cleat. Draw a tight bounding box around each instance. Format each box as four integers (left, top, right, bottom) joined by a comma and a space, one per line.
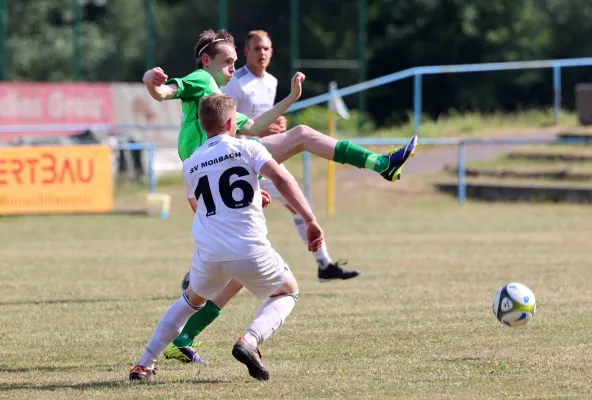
164, 342, 209, 364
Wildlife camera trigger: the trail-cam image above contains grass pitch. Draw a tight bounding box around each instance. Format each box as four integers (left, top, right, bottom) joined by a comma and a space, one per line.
1, 162, 591, 399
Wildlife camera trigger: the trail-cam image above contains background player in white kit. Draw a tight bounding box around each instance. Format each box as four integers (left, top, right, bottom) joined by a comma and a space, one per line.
130, 93, 324, 382
221, 30, 359, 281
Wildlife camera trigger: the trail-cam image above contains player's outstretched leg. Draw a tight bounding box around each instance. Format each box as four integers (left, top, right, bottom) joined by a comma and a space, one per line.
129, 291, 205, 381
259, 125, 418, 182
232, 272, 299, 381
164, 279, 244, 363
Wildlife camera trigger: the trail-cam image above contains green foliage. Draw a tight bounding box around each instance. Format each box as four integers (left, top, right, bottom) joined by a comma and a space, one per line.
373, 108, 578, 138
292, 106, 376, 136
4, 0, 592, 125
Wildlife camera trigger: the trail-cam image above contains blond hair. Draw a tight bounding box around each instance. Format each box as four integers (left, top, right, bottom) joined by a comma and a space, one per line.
198, 94, 236, 135
245, 30, 271, 49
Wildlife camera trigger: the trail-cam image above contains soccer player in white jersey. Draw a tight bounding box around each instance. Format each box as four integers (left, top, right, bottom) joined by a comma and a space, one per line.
143, 28, 417, 366
221, 30, 359, 281
130, 94, 324, 382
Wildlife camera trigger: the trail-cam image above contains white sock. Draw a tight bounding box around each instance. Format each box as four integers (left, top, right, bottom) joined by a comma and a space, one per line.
292, 214, 332, 268
138, 293, 204, 369
244, 293, 299, 347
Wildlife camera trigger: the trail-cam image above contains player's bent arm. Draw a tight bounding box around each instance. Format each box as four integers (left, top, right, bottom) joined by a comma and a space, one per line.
239, 94, 297, 136
259, 160, 315, 224
146, 82, 178, 102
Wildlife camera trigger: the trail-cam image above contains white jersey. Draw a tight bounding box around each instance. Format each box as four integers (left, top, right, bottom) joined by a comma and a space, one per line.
182, 134, 274, 262
222, 67, 278, 138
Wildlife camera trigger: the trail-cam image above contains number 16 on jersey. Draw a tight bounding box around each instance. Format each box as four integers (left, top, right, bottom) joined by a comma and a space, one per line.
194, 166, 255, 217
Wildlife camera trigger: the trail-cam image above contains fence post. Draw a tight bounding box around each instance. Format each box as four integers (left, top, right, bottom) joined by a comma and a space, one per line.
145, 0, 155, 70
148, 144, 156, 193
457, 141, 466, 205
413, 73, 422, 136
553, 65, 561, 125
73, 0, 82, 81
290, 0, 311, 202
0, 0, 6, 81
357, 0, 367, 132
327, 107, 336, 218
218, 0, 228, 29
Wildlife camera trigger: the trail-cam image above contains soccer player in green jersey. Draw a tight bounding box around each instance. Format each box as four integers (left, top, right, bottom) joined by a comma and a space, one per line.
140, 29, 418, 367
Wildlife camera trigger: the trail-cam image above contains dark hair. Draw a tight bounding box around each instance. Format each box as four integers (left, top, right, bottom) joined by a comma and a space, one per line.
198, 94, 236, 134
194, 29, 235, 69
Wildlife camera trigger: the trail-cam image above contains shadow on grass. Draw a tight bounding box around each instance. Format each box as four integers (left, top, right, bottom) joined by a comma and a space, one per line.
0, 363, 128, 374
0, 296, 178, 307
0, 378, 229, 391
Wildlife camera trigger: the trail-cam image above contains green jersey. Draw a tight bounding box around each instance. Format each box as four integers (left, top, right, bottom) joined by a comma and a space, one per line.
166, 69, 250, 161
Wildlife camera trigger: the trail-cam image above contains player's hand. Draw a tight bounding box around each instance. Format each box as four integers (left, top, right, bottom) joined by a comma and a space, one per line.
276, 116, 287, 132
143, 67, 168, 87
267, 122, 283, 134
289, 72, 306, 101
305, 220, 323, 252
261, 190, 272, 208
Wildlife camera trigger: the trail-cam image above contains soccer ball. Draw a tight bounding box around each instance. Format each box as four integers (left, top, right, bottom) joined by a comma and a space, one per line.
492, 283, 536, 327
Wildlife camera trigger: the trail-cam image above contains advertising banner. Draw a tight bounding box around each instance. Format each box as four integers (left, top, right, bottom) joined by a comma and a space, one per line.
0, 145, 114, 214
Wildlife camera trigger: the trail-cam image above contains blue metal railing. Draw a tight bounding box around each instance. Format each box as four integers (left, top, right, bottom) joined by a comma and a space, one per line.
0, 133, 588, 206
344, 136, 591, 206
287, 57, 592, 133
285, 57, 592, 203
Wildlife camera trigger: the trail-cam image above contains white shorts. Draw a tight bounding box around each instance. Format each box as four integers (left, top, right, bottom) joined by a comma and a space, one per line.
190, 248, 291, 301
259, 164, 291, 205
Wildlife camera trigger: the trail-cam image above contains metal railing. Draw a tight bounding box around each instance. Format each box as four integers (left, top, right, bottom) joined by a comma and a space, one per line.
286, 57, 592, 202
343, 136, 591, 206
287, 57, 592, 132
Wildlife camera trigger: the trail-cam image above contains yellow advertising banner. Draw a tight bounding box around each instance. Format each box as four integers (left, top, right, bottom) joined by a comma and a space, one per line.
0, 146, 113, 215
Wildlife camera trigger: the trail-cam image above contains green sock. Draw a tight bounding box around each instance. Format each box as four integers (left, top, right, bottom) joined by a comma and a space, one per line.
333, 140, 389, 173
173, 300, 221, 347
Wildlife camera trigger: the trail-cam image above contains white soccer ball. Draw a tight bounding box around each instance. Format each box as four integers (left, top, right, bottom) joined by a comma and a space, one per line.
492, 283, 536, 327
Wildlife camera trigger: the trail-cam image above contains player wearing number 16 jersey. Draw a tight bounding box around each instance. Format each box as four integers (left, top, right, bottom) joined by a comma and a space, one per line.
129, 94, 323, 381
141, 28, 418, 365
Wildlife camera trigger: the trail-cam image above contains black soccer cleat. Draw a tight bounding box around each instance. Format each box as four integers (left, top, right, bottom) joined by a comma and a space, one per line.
318, 260, 360, 282
232, 336, 270, 381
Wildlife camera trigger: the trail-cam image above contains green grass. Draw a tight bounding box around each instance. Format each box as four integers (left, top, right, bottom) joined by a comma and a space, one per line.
431, 143, 592, 188
296, 106, 581, 139
1, 172, 592, 399
372, 109, 579, 139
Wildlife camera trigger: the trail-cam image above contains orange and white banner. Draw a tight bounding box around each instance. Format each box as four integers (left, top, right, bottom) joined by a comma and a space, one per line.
0, 145, 113, 215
